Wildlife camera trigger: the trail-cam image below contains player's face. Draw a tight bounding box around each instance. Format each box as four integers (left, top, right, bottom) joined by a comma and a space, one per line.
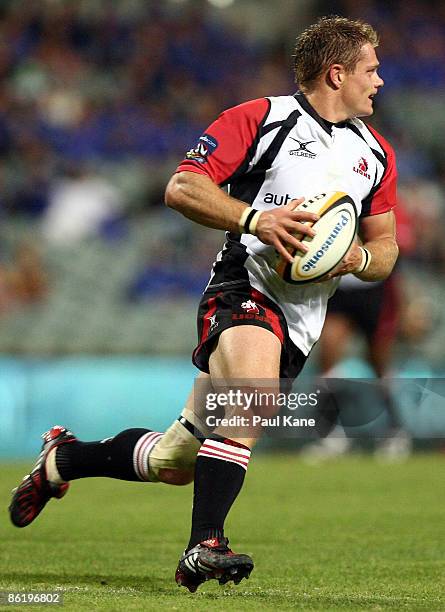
342, 43, 384, 118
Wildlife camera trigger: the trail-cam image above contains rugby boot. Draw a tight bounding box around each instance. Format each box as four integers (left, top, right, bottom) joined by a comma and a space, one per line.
175, 537, 254, 592
9, 425, 77, 527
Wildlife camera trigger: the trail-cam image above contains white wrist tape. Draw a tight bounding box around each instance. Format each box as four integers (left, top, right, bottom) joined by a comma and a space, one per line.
239, 207, 262, 235
357, 247, 372, 273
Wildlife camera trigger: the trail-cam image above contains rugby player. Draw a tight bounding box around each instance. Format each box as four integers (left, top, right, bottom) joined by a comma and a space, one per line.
9, 16, 399, 592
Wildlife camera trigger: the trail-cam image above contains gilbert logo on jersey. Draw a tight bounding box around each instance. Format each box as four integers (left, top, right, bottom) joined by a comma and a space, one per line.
353, 157, 371, 180
288, 137, 317, 158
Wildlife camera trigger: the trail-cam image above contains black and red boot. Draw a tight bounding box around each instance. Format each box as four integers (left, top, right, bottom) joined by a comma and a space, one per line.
9, 425, 77, 527
175, 537, 254, 593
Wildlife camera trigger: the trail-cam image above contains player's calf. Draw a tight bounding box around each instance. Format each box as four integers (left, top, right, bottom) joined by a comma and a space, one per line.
157, 468, 194, 485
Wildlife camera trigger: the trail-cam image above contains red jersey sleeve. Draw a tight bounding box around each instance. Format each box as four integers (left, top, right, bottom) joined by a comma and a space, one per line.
176, 98, 270, 186
362, 126, 397, 216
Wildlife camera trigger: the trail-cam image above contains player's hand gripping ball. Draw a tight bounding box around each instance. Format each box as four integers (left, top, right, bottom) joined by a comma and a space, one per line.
275, 191, 358, 284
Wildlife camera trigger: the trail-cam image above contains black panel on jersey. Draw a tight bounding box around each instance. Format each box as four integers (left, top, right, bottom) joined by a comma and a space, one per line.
361, 167, 381, 217
262, 120, 291, 135
216, 108, 302, 282
350, 124, 389, 217
363, 124, 389, 167
210, 237, 250, 286
229, 109, 302, 205
346, 122, 387, 168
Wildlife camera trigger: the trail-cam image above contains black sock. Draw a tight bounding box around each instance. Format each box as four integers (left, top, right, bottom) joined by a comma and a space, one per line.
188, 438, 251, 549
55, 428, 162, 482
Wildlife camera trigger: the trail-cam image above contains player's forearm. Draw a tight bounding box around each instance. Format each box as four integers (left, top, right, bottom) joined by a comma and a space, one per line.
354, 237, 399, 281
165, 170, 320, 262
165, 171, 247, 233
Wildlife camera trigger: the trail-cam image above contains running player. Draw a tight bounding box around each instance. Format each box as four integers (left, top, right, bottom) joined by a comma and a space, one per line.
9, 16, 399, 592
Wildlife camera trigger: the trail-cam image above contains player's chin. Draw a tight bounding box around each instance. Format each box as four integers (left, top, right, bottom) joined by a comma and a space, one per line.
364, 98, 375, 115
356, 104, 374, 118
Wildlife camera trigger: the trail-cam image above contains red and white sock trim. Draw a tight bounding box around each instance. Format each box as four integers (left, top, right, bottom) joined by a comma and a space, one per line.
133, 431, 163, 481
197, 439, 251, 471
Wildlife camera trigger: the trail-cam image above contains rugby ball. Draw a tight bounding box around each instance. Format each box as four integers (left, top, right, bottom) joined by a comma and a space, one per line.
275, 191, 357, 284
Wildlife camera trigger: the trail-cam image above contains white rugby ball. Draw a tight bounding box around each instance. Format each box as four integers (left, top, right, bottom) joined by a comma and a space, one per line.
275, 191, 357, 284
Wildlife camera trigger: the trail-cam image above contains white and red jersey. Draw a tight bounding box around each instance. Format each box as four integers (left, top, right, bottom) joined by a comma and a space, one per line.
176, 92, 397, 355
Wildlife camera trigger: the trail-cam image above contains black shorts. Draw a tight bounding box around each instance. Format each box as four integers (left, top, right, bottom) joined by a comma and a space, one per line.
328, 276, 400, 342
192, 279, 307, 382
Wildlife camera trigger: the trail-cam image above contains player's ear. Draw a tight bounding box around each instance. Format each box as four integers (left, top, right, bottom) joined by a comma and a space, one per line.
326, 64, 345, 90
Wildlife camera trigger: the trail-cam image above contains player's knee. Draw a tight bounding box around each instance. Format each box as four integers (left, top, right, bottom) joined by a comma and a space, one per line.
158, 468, 194, 486
147, 419, 200, 481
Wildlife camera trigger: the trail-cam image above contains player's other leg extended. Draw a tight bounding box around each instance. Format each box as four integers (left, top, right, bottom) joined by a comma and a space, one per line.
176, 325, 281, 592
9, 390, 206, 528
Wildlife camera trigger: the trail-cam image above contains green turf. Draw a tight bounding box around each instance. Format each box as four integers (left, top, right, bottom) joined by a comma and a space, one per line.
1, 454, 444, 610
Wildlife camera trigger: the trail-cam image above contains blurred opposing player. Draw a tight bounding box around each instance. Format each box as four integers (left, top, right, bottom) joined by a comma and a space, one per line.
9, 16, 399, 592
303, 203, 415, 460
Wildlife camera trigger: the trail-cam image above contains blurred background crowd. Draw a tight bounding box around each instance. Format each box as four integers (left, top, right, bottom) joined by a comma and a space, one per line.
0, 0, 444, 372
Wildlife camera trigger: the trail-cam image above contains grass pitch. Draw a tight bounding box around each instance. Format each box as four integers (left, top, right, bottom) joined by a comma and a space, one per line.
1, 454, 444, 610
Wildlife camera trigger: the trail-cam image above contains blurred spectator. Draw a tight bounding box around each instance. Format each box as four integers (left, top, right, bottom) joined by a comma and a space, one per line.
0, 1, 269, 220
398, 180, 445, 270
0, 0, 442, 228
302, 203, 417, 461
41, 165, 124, 245
0, 241, 48, 313
127, 228, 221, 300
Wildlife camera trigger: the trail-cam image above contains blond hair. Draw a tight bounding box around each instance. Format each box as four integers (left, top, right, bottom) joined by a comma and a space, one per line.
293, 15, 379, 92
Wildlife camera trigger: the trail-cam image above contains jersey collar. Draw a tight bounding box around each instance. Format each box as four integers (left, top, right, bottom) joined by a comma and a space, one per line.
293, 91, 349, 135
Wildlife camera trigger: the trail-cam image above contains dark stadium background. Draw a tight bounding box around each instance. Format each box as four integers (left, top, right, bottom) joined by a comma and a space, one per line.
0, 0, 444, 457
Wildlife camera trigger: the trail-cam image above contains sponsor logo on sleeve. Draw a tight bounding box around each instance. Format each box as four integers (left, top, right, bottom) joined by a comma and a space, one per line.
186, 133, 218, 163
